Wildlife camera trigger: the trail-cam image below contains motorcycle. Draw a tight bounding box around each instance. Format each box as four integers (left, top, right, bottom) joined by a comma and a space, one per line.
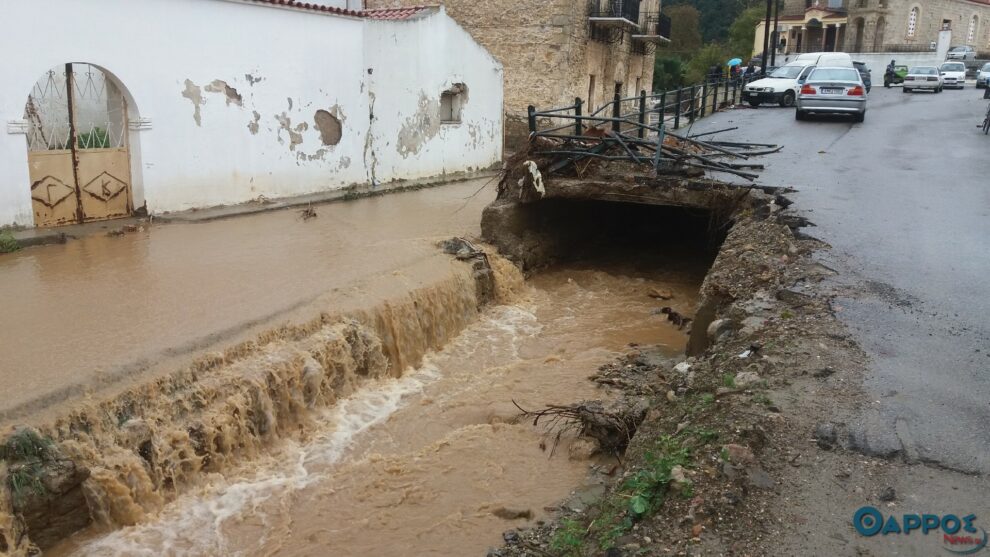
884, 65, 908, 88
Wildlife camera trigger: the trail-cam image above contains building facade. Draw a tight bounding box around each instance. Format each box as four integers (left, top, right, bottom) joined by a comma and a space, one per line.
364, 0, 667, 149
0, 0, 504, 228
756, 0, 990, 57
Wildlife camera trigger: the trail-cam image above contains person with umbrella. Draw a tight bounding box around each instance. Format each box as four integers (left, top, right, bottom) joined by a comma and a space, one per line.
727, 58, 743, 82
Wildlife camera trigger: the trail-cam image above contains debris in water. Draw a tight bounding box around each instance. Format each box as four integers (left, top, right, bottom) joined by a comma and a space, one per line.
300, 204, 318, 221
513, 399, 648, 457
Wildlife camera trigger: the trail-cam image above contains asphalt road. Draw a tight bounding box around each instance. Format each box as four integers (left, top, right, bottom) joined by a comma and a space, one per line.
690, 85, 990, 474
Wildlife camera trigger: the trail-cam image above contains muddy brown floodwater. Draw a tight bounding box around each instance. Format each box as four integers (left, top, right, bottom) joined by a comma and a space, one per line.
0, 180, 495, 423
49, 253, 708, 557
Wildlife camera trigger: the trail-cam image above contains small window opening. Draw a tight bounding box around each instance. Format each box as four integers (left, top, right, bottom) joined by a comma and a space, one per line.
440, 83, 467, 124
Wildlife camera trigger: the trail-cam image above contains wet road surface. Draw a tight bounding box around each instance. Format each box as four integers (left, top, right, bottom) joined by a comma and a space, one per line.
690, 86, 990, 473
0, 179, 496, 422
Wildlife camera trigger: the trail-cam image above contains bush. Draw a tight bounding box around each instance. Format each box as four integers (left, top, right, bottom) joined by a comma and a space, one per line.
0, 230, 20, 254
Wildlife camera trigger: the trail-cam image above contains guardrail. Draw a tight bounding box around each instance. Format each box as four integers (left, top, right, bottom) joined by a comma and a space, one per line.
524, 74, 771, 179
528, 75, 758, 142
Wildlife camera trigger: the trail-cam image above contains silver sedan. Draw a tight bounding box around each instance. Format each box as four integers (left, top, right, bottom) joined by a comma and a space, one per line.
795, 67, 868, 122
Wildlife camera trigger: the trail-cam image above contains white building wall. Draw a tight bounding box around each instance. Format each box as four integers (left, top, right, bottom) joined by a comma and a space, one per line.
0, 0, 502, 228
365, 15, 504, 183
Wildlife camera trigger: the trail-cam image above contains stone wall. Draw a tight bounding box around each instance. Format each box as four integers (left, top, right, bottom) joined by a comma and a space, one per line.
366, 0, 660, 149
780, 0, 990, 52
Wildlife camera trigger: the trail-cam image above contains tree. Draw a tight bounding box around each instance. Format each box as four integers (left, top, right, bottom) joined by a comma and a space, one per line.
728, 6, 765, 59
685, 43, 729, 84
653, 56, 686, 91
665, 0, 765, 44
664, 5, 703, 57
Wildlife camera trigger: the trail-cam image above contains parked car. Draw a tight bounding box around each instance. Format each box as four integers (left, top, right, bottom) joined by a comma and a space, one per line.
743, 62, 815, 107
976, 62, 990, 88
794, 52, 854, 67
939, 61, 967, 88
795, 66, 868, 122
946, 45, 976, 60
853, 61, 872, 92
903, 66, 943, 93
884, 65, 909, 87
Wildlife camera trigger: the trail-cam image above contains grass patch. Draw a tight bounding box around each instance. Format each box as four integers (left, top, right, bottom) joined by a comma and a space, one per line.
0, 231, 20, 254
1, 429, 58, 504
722, 373, 736, 388
589, 434, 695, 549
549, 518, 585, 556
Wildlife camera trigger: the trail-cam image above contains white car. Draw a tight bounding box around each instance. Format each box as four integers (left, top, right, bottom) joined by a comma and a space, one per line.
946, 45, 976, 60
903, 66, 943, 93
939, 61, 967, 89
743, 63, 815, 107
976, 62, 990, 88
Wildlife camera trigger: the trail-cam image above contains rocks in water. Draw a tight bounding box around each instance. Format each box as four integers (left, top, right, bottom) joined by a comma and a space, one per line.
568, 438, 599, 461
647, 287, 674, 300
502, 530, 521, 544
493, 507, 533, 521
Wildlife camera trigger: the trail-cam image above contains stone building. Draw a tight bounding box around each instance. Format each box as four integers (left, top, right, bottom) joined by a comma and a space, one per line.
364, 0, 667, 149
756, 0, 990, 56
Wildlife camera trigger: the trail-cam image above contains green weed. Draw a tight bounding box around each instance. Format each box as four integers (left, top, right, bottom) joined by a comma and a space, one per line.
722, 373, 736, 388
0, 231, 20, 254
550, 518, 586, 556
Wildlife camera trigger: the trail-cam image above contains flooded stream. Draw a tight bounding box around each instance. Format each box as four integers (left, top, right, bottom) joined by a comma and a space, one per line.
47, 251, 708, 557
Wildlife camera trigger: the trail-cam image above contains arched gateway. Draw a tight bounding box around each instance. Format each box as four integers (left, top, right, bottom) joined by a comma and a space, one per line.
25, 63, 134, 227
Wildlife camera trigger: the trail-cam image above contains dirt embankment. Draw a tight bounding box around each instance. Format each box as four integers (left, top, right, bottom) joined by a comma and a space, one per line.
480, 157, 902, 556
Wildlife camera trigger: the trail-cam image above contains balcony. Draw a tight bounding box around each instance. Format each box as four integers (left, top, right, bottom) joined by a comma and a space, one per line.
589, 0, 641, 31
632, 12, 671, 44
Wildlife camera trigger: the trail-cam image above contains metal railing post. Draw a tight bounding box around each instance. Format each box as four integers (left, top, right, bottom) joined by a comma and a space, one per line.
674, 87, 682, 129
574, 97, 584, 136
712, 80, 719, 114
527, 105, 537, 134
689, 85, 696, 123
659, 91, 667, 129
611, 93, 621, 133
701, 82, 709, 118
724, 77, 730, 105
638, 90, 647, 139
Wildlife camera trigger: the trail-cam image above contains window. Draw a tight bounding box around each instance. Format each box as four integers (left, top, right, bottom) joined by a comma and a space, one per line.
969, 15, 978, 43
440, 83, 467, 124
907, 7, 919, 38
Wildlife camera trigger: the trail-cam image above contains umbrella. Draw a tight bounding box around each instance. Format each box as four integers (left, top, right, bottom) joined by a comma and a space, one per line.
727, 58, 743, 67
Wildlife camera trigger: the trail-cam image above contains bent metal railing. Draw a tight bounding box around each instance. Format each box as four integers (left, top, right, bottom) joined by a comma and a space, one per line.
525, 74, 774, 180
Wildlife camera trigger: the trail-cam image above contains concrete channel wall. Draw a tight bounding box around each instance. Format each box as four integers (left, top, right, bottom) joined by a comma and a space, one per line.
0, 0, 503, 228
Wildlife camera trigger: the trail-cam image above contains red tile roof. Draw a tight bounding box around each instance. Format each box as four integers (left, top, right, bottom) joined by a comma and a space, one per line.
240, 1, 438, 19
244, 0, 362, 17
364, 6, 436, 20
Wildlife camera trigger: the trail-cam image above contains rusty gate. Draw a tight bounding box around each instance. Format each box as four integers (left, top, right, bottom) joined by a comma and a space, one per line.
25, 63, 133, 227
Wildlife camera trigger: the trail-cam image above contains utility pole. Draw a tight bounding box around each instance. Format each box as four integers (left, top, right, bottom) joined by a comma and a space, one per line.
770, 0, 781, 67
761, 0, 772, 76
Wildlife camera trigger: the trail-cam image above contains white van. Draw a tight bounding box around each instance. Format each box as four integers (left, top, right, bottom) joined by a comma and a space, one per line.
794, 52, 854, 67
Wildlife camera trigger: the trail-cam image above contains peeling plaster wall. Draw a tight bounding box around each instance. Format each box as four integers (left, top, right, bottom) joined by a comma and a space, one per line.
0, 1, 502, 227
364, 13, 503, 183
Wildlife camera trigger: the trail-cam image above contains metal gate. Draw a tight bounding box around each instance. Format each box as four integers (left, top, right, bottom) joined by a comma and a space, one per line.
25, 63, 132, 227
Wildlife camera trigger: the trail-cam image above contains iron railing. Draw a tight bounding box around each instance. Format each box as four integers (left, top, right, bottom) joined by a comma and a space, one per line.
526, 74, 768, 178
636, 12, 672, 39
588, 0, 640, 25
